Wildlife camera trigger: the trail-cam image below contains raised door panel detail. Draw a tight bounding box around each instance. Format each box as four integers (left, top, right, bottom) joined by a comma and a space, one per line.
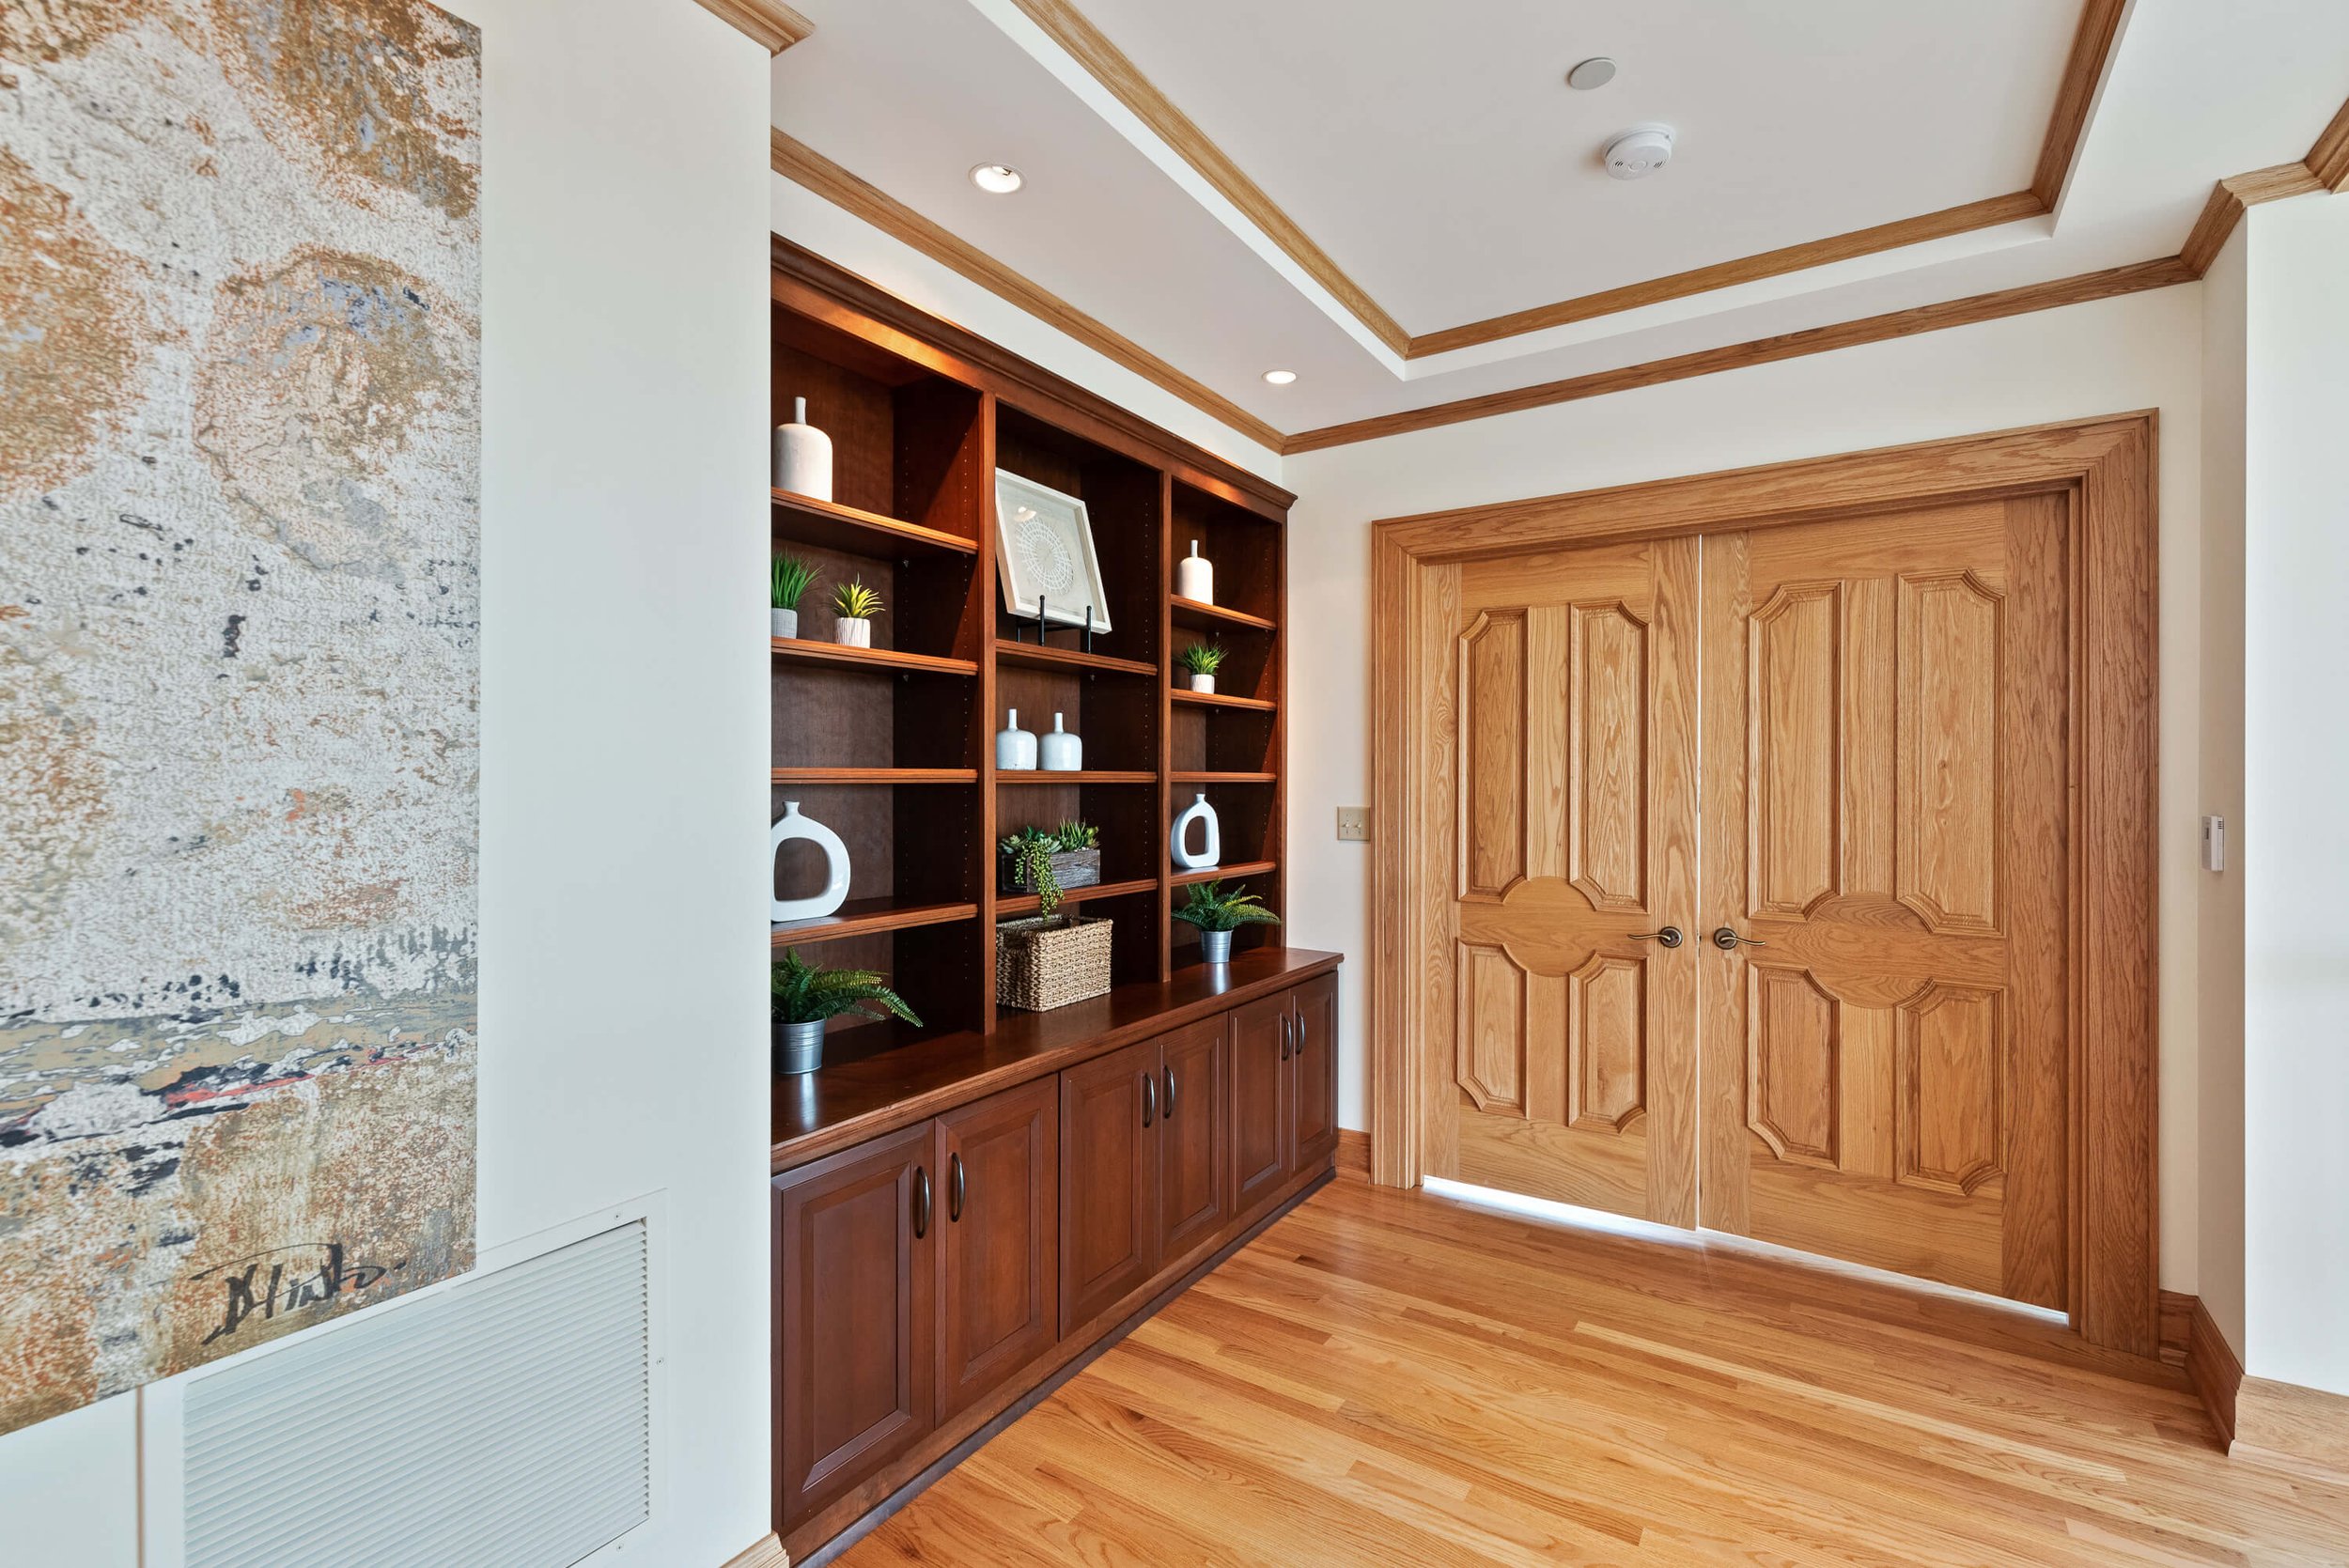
1747, 967, 1840, 1170
1896, 983, 2006, 1196
1567, 602, 1648, 913
1458, 609, 1528, 899
1897, 572, 2005, 935
1455, 941, 1528, 1113
937, 1079, 1059, 1421
1231, 994, 1293, 1212
1059, 1040, 1158, 1335
1159, 1018, 1229, 1265
774, 1122, 933, 1526
1750, 582, 1842, 918
1566, 954, 1646, 1134
1292, 974, 1341, 1172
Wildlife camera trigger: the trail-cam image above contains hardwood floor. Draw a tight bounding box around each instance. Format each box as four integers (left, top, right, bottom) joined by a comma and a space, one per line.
837, 1175, 2349, 1567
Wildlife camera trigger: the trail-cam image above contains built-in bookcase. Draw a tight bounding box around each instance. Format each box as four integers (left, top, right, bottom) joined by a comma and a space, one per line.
768, 243, 1292, 1062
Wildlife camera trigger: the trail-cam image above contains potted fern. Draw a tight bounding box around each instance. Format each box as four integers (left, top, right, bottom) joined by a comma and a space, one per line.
832, 579, 882, 647
1178, 642, 1225, 694
1171, 879, 1280, 965
771, 949, 922, 1074
1000, 820, 1101, 914
771, 552, 817, 640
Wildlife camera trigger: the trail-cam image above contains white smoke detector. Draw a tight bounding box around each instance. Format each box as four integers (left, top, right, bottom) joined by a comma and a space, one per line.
1603, 124, 1675, 180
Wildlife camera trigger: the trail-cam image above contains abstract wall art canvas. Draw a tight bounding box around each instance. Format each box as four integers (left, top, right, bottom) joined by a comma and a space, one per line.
1, 0, 480, 1435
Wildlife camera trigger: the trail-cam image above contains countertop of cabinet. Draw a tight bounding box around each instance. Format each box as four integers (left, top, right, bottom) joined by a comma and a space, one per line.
771, 947, 1343, 1172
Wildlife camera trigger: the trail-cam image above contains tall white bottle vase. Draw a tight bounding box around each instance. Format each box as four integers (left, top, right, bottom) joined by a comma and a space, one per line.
995, 708, 1038, 770
1039, 712, 1082, 771
1170, 792, 1221, 871
1175, 539, 1215, 604
773, 396, 832, 501
770, 801, 851, 922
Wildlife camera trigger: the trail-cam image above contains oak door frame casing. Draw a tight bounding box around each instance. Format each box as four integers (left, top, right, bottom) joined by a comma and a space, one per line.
1369, 412, 2161, 1358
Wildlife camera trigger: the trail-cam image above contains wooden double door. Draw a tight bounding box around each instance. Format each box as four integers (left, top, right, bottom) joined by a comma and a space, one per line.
1429, 492, 2071, 1307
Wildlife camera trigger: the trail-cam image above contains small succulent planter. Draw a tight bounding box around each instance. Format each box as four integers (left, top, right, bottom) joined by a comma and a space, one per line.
1002, 846, 1101, 896
1178, 642, 1225, 695
771, 607, 800, 640
833, 615, 871, 648
771, 552, 815, 642
1188, 672, 1215, 693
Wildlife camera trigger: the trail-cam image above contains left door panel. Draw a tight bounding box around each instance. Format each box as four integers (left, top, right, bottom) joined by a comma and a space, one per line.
937, 1079, 1060, 1419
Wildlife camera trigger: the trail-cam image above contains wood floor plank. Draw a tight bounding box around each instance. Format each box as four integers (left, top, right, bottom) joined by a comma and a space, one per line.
839, 1181, 2349, 1567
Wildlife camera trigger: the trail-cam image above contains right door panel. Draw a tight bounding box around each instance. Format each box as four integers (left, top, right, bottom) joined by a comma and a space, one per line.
1698, 496, 2069, 1307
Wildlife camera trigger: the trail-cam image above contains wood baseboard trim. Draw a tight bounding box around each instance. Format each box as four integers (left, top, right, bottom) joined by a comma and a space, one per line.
692, 0, 812, 54
1335, 1127, 1369, 1178
2181, 1294, 2245, 1448
722, 1531, 790, 1568
790, 1165, 1337, 1566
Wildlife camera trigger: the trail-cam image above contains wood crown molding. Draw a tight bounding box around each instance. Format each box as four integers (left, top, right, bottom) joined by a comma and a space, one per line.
692, 0, 812, 54
1283, 259, 2193, 454
722, 1531, 790, 1568
1005, 0, 2122, 359
2179, 91, 2349, 277
770, 130, 1285, 454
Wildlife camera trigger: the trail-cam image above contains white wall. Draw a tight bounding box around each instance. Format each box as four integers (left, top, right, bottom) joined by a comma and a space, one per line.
2239, 194, 2349, 1396
0, 5, 777, 1564
2197, 228, 2249, 1358
1283, 285, 2209, 1293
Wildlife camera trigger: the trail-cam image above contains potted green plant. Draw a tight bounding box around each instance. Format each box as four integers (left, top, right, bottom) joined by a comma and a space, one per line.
832, 579, 882, 647
1178, 642, 1226, 694
1000, 821, 1101, 915
770, 949, 921, 1074
1171, 879, 1280, 965
771, 553, 817, 640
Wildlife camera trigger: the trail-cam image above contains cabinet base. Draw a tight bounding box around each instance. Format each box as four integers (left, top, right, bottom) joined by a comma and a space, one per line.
789, 1162, 1336, 1567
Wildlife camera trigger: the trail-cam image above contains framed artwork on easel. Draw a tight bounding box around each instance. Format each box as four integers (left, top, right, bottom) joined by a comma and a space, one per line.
993, 470, 1112, 631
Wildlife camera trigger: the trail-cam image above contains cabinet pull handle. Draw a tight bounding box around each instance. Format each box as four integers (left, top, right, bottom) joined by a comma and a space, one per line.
914, 1165, 930, 1239
1280, 1012, 1291, 1063
1163, 1064, 1177, 1122
1295, 1004, 1306, 1054
1143, 1069, 1156, 1129
949, 1152, 965, 1223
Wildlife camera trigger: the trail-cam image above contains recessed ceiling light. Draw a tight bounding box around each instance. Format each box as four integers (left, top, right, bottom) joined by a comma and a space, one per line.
1261, 369, 1298, 386
970, 163, 1024, 194
1566, 56, 1617, 90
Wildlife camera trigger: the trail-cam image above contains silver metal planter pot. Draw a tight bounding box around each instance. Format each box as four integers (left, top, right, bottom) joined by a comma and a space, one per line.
775, 1017, 826, 1076
1198, 929, 1234, 965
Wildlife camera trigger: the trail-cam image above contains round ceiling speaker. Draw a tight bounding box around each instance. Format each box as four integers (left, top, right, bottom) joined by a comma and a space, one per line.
1603, 124, 1675, 180
1565, 56, 1617, 90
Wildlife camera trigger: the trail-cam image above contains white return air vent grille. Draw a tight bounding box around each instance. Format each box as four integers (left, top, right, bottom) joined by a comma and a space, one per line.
183, 1221, 650, 1568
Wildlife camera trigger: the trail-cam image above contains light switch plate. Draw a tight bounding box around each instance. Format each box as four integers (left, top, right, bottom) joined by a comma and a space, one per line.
2202, 814, 2226, 873
1336, 806, 1371, 842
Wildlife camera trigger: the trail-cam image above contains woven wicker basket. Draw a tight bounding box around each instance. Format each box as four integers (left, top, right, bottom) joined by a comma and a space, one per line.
996, 914, 1113, 1012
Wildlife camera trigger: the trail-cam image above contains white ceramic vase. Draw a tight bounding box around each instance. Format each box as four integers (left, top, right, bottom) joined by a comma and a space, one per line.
1170, 792, 1221, 871
771, 607, 799, 640
834, 616, 871, 648
773, 396, 832, 501
1039, 712, 1082, 771
995, 708, 1037, 770
1189, 673, 1215, 694
770, 801, 850, 922
1175, 539, 1214, 604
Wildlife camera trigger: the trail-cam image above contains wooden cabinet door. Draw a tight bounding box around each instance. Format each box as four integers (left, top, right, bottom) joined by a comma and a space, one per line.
1060, 1039, 1159, 1333
1289, 974, 1340, 1175
1698, 499, 2069, 1307
774, 1122, 935, 1528
936, 1079, 1059, 1421
1157, 1016, 1229, 1265
1231, 992, 1293, 1214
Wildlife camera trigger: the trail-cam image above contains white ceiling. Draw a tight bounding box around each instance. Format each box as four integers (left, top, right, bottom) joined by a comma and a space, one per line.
771, 0, 2349, 442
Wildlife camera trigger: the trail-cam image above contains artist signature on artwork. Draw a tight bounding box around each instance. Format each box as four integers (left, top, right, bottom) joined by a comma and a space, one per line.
194, 1243, 409, 1346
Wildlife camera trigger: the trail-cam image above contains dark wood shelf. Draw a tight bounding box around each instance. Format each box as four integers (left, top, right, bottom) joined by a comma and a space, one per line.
991, 640, 1157, 677
771, 767, 977, 784
1171, 861, 1278, 887
996, 770, 1156, 785
772, 637, 977, 676
1171, 770, 1277, 784
772, 898, 979, 947
1171, 596, 1275, 633
994, 877, 1160, 919
772, 948, 1340, 1171
1170, 687, 1275, 712
771, 489, 977, 559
